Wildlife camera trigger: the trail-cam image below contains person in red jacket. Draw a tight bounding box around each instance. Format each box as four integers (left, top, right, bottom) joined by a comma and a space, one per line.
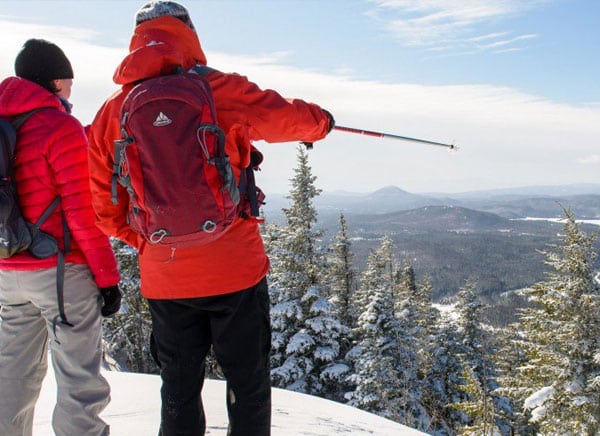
0, 39, 121, 436
88, 2, 334, 435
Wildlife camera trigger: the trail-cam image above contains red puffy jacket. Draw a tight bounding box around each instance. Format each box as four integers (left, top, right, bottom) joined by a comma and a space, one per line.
0, 77, 119, 288
88, 16, 330, 299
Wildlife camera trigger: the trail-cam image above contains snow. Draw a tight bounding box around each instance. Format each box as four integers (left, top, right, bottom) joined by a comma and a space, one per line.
523, 385, 555, 423
432, 302, 459, 322
516, 217, 600, 226
524, 386, 555, 410
33, 367, 426, 435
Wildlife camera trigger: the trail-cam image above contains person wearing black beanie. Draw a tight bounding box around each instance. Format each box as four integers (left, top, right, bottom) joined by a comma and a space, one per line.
14, 38, 74, 96
0, 38, 121, 436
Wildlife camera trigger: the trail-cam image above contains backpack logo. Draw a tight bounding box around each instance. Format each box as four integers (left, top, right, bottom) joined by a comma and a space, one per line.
152, 112, 172, 127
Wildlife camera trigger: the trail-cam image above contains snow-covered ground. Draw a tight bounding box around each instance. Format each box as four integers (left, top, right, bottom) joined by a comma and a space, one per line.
33, 368, 426, 435
515, 217, 600, 226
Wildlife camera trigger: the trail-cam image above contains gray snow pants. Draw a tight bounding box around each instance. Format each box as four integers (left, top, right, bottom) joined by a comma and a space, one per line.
0, 264, 110, 436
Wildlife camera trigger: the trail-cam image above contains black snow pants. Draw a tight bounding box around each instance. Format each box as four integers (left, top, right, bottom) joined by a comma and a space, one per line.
148, 277, 272, 436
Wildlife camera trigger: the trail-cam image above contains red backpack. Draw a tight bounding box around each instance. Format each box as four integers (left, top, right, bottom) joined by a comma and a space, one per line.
112, 66, 240, 248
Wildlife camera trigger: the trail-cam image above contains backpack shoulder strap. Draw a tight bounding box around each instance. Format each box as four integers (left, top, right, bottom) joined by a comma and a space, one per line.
9, 108, 51, 156
11, 109, 40, 130
189, 65, 217, 77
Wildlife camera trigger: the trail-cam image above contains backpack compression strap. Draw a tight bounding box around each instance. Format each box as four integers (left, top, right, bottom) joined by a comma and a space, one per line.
191, 65, 263, 217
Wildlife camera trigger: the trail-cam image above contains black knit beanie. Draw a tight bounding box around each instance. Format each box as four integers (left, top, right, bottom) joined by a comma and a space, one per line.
135, 1, 195, 29
14, 39, 74, 88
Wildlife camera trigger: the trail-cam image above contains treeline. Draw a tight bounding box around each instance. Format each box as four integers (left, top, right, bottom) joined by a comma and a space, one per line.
103, 147, 600, 435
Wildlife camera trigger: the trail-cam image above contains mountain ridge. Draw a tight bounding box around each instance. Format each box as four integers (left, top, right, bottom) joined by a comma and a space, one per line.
261, 183, 600, 305
263, 183, 600, 221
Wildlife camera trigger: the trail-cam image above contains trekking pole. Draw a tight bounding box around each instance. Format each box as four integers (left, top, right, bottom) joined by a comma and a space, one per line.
334, 125, 457, 150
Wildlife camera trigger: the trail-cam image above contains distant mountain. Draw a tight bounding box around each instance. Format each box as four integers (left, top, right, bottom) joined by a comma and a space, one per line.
263, 184, 600, 223
314, 185, 445, 215
261, 184, 600, 324
458, 194, 600, 219
320, 205, 600, 302
428, 183, 600, 200
342, 205, 508, 232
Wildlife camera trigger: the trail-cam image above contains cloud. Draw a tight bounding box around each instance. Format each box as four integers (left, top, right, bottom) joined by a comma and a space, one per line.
476, 33, 537, 49
1, 18, 598, 194
367, 0, 545, 54
211, 52, 600, 193
577, 155, 600, 165
0, 19, 127, 120
468, 32, 510, 42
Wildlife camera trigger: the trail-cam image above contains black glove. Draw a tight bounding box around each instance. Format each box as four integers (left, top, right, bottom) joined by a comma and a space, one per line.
323, 109, 335, 133
99, 285, 122, 317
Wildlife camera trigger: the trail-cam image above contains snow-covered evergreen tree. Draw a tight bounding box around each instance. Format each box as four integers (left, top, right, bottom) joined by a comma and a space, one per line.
422, 317, 469, 435
494, 323, 536, 435
393, 258, 431, 429
452, 364, 502, 436
268, 146, 348, 398
509, 210, 600, 435
102, 240, 157, 374
397, 263, 438, 347
347, 237, 428, 428
452, 281, 509, 435
322, 211, 357, 400
326, 212, 356, 329
400, 270, 467, 435
346, 237, 403, 418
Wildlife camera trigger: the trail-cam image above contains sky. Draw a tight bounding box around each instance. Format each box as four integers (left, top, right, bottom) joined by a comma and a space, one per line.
1, 0, 599, 194
33, 366, 424, 435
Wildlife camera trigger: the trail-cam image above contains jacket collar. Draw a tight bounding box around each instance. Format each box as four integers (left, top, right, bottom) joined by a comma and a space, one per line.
0, 77, 65, 117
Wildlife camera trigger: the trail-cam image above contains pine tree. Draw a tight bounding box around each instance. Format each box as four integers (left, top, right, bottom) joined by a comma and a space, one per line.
397, 262, 438, 346
494, 323, 536, 435
509, 210, 600, 435
102, 240, 157, 374
422, 318, 469, 435
347, 237, 428, 427
323, 211, 357, 400
268, 146, 347, 398
327, 212, 356, 329
452, 365, 502, 436
451, 281, 509, 435
404, 271, 468, 434
394, 258, 431, 429
346, 238, 403, 419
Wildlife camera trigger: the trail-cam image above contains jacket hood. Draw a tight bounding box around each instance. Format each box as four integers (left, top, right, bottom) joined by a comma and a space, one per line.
113, 15, 207, 85
0, 77, 64, 117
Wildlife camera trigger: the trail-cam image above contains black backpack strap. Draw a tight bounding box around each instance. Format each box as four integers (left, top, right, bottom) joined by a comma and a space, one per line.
55, 206, 72, 329
32, 196, 73, 330
61, 208, 71, 254
0, 110, 45, 179
190, 64, 216, 76
30, 196, 60, 238
245, 166, 260, 217
11, 109, 42, 130
52, 250, 73, 335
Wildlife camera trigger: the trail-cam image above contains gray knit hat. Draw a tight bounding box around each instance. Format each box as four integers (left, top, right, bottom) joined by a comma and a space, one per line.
135, 1, 194, 29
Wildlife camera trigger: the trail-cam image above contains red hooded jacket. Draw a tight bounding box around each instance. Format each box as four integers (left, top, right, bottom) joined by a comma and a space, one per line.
0, 77, 119, 288
88, 16, 330, 299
